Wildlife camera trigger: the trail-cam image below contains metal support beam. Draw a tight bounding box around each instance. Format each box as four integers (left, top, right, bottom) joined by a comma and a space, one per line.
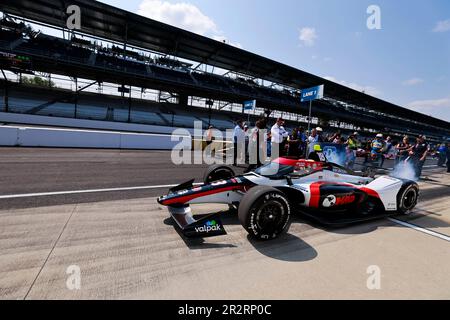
1, 69, 9, 112
219, 102, 231, 110
128, 86, 132, 123
74, 77, 78, 118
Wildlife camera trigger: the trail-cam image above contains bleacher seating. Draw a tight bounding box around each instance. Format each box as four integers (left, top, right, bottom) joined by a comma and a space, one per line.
0, 86, 238, 130
0, 28, 307, 111
2, 26, 438, 139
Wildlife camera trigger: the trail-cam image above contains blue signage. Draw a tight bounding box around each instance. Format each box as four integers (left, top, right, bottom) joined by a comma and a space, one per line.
301, 85, 324, 103
243, 100, 256, 110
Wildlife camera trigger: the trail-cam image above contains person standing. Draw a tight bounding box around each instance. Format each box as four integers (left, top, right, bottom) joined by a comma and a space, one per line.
368, 134, 385, 168
395, 136, 410, 165
271, 117, 289, 158
205, 125, 214, 146
266, 132, 272, 158
288, 127, 307, 158
347, 133, 359, 151
446, 142, 450, 173
233, 119, 245, 166
288, 127, 301, 157
437, 143, 447, 167
408, 135, 429, 179
346, 133, 359, 170
380, 136, 393, 168
247, 120, 267, 171
307, 127, 324, 156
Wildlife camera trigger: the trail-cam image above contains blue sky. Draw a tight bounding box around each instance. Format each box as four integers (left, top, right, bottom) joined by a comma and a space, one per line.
100, 0, 450, 121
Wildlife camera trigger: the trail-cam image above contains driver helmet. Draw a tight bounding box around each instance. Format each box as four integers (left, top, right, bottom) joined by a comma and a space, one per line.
314, 144, 322, 152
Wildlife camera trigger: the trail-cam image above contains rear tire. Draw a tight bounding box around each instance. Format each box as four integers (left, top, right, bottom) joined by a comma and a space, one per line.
238, 186, 291, 241
397, 184, 419, 214
203, 165, 235, 184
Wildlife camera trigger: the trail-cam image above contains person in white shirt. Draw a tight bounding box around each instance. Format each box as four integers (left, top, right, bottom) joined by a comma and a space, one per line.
307, 127, 324, 155
271, 117, 289, 158
233, 120, 246, 165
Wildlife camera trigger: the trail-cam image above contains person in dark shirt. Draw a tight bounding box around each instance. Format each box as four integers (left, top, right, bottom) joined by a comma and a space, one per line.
408, 135, 429, 178
288, 127, 307, 158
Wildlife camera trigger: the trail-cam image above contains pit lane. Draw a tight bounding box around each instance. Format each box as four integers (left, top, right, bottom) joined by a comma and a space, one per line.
0, 148, 449, 299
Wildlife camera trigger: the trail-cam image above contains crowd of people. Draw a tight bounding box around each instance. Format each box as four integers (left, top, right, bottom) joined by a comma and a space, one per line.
230, 117, 450, 178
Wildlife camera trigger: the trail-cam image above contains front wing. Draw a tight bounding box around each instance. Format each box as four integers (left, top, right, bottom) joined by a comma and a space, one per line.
168, 205, 227, 238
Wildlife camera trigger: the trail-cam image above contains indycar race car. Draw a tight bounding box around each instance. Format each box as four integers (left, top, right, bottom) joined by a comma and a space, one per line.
157, 157, 419, 241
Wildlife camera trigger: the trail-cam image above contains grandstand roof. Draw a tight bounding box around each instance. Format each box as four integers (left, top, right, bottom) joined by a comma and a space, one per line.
1, 0, 449, 132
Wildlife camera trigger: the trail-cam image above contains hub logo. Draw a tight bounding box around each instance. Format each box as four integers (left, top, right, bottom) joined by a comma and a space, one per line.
322, 195, 337, 208
195, 220, 222, 233
322, 195, 356, 207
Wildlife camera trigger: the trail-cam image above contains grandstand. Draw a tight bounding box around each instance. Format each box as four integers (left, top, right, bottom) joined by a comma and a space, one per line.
0, 0, 449, 143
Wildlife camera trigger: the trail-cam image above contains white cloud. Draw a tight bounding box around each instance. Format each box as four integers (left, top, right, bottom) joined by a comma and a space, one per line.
407, 97, 450, 121
433, 19, 450, 32
402, 78, 424, 86
324, 76, 382, 97
299, 27, 317, 47
137, 0, 218, 36
137, 0, 241, 48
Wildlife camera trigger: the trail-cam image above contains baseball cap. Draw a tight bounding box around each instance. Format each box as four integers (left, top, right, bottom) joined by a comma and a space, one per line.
376, 134, 383, 138
314, 144, 323, 152
316, 127, 323, 132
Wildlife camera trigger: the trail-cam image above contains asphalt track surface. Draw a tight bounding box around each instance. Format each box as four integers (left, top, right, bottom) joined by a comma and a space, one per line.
1, 148, 449, 299
0, 147, 444, 210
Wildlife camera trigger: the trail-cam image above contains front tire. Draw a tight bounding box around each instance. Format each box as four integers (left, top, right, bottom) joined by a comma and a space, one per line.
397, 184, 419, 214
238, 186, 291, 241
203, 165, 235, 184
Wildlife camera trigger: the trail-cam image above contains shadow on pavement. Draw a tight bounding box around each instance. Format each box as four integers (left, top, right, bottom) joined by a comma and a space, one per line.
247, 233, 318, 262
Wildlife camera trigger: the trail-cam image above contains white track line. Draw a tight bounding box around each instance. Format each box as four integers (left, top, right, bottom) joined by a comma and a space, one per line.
0, 183, 203, 200
388, 218, 450, 242
0, 165, 441, 200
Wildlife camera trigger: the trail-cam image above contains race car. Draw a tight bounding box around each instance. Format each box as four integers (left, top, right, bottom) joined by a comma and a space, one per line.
157, 157, 419, 241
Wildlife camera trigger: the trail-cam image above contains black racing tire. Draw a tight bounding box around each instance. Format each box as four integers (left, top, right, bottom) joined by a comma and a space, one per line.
397, 183, 419, 215
238, 186, 291, 241
203, 165, 235, 184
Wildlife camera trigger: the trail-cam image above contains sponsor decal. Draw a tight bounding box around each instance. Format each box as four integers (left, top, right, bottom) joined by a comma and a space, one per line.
195, 220, 222, 234
333, 167, 347, 174
322, 195, 337, 208
294, 185, 309, 192
211, 180, 227, 186
322, 194, 356, 207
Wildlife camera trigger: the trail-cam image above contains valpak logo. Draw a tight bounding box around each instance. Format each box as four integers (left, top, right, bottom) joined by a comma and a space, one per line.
195, 220, 222, 233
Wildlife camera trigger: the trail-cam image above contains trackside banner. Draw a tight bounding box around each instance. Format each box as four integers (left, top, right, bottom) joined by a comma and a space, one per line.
320, 143, 347, 166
